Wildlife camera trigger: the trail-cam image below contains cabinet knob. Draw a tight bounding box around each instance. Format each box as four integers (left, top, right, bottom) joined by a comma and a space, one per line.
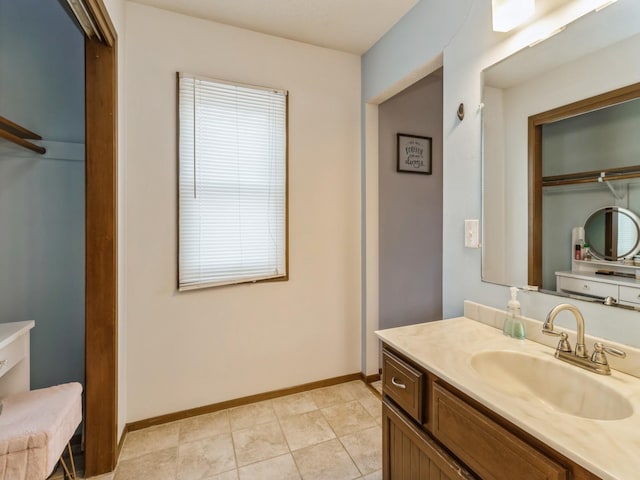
0, 359, 7, 369
583, 284, 589, 289
391, 377, 407, 389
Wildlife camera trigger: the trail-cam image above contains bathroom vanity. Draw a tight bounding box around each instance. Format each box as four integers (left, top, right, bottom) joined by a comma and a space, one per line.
376, 306, 640, 480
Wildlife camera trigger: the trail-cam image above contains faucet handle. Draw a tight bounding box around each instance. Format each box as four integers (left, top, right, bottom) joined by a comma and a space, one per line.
542, 324, 561, 336
591, 342, 626, 366
542, 325, 572, 352
556, 332, 572, 353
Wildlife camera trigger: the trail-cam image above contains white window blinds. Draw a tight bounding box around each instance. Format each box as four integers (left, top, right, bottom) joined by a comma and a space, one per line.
178, 73, 288, 290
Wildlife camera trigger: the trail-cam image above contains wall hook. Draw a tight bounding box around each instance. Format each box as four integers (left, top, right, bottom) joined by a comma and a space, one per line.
457, 103, 465, 121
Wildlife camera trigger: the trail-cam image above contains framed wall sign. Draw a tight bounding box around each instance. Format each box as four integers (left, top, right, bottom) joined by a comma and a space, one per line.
397, 133, 432, 174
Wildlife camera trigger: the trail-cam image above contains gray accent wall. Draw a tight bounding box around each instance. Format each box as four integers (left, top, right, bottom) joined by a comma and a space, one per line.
378, 71, 443, 330
0, 0, 85, 390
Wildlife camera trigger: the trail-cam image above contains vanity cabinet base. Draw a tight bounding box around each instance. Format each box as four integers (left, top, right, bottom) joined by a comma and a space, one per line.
431, 383, 566, 480
382, 344, 602, 480
383, 399, 476, 480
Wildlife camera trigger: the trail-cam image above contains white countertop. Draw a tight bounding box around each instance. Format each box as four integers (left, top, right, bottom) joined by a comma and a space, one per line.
0, 321, 34, 350
376, 317, 640, 480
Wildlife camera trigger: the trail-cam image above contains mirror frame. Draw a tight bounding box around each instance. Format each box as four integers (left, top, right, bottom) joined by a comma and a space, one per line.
527, 81, 640, 287
584, 206, 640, 260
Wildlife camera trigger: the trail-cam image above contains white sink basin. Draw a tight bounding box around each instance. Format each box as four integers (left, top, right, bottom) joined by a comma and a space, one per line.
470, 350, 633, 420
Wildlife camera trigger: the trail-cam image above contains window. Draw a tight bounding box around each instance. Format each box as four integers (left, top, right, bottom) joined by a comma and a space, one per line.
178, 73, 288, 290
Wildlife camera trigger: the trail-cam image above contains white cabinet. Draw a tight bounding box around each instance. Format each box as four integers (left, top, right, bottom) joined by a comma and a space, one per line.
556, 271, 640, 308
619, 285, 640, 306
556, 274, 618, 299
0, 321, 34, 397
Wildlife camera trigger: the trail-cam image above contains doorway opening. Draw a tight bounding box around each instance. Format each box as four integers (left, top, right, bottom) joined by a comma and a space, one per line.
362, 57, 444, 378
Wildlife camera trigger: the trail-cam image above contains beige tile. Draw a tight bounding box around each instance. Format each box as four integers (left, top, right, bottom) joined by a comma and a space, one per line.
114, 447, 177, 480
340, 426, 382, 475
120, 423, 181, 460
229, 401, 277, 431
232, 421, 289, 467
179, 410, 231, 443
363, 470, 382, 480
292, 439, 360, 480
177, 433, 236, 480
310, 383, 356, 408
238, 454, 301, 480
205, 470, 239, 480
358, 394, 382, 422
344, 381, 374, 400
370, 381, 382, 396
86, 474, 115, 480
272, 392, 318, 418
280, 410, 336, 451
321, 401, 377, 436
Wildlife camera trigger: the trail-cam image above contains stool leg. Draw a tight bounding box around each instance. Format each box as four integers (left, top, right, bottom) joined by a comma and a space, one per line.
59, 442, 77, 480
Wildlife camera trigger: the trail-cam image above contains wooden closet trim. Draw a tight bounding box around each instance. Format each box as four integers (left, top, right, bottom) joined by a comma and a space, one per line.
83, 1, 118, 476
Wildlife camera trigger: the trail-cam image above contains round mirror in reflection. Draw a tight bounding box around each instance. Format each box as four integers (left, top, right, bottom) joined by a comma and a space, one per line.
584, 206, 640, 260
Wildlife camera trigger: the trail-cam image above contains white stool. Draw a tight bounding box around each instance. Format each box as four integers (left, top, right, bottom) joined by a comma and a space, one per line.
0, 383, 82, 480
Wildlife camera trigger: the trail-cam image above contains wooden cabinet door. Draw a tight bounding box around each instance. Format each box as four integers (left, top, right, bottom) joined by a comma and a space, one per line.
383, 400, 476, 480
431, 383, 567, 480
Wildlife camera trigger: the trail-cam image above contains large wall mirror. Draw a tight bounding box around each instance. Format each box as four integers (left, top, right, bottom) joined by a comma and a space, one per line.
482, 0, 640, 307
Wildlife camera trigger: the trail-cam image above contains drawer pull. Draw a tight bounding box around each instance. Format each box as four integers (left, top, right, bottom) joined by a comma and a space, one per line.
391, 377, 407, 389
0, 359, 7, 369
583, 284, 589, 289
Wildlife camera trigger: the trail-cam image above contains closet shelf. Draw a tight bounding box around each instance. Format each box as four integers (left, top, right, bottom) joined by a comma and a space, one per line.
542, 165, 640, 187
0, 115, 46, 154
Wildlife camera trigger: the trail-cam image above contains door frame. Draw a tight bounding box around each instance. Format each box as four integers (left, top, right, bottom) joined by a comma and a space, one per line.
82, 0, 118, 475
527, 82, 640, 287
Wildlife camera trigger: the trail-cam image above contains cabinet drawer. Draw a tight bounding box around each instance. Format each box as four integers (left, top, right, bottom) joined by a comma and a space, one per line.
619, 285, 640, 305
0, 333, 28, 380
382, 350, 424, 423
557, 276, 617, 299
431, 383, 567, 480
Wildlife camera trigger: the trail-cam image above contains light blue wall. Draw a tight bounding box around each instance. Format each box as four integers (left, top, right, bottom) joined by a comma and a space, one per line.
0, 0, 85, 390
362, 0, 640, 366
542, 99, 640, 177
362, 0, 471, 103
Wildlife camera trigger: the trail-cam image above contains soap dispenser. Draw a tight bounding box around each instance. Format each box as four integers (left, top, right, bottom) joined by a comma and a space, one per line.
503, 287, 525, 339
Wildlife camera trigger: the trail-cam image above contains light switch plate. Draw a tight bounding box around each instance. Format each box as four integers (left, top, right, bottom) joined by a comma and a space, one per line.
465, 219, 480, 248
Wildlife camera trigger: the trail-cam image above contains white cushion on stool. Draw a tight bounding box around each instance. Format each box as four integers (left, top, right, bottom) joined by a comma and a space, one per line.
0, 383, 82, 480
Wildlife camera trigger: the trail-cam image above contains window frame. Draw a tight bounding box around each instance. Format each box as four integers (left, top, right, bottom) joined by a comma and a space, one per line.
176, 72, 289, 291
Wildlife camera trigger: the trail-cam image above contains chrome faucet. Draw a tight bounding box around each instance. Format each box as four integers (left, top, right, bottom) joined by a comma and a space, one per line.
542, 303, 626, 375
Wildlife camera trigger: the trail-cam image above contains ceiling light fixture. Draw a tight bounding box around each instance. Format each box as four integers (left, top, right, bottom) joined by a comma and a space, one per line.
492, 0, 535, 32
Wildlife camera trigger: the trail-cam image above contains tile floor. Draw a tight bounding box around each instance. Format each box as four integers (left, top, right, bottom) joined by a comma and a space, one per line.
370, 380, 382, 396
61, 380, 382, 480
